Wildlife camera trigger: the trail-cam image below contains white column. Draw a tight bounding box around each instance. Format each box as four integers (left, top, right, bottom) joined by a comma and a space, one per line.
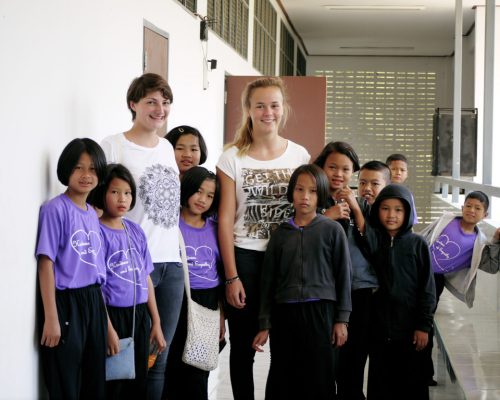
452, 0, 463, 202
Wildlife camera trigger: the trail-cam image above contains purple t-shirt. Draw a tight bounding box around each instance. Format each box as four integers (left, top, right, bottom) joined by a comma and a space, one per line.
430, 218, 476, 274
35, 194, 106, 290
180, 218, 221, 290
100, 219, 154, 307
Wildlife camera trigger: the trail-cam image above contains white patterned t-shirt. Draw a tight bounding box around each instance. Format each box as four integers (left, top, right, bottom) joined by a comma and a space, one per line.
101, 133, 180, 263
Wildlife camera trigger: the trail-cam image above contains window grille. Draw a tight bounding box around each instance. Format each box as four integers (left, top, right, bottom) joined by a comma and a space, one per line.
296, 48, 306, 76
177, 0, 196, 13
253, 0, 277, 75
279, 22, 294, 76
207, 0, 249, 58
315, 69, 438, 224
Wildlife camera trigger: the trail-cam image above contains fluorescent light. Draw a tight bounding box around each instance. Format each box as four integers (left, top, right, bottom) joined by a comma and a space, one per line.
340, 46, 415, 50
323, 5, 426, 11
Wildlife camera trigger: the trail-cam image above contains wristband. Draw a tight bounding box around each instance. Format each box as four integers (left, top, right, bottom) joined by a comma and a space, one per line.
225, 275, 240, 285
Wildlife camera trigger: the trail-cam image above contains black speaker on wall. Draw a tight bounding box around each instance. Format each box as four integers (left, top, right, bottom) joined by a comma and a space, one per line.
432, 108, 478, 176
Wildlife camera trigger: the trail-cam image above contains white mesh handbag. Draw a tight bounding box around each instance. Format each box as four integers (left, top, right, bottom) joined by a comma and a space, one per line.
179, 232, 220, 371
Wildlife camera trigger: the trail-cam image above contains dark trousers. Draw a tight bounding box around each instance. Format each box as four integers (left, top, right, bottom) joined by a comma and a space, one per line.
226, 247, 265, 400
40, 284, 107, 400
165, 287, 219, 400
266, 301, 337, 400
337, 288, 373, 400
367, 338, 428, 400
424, 273, 446, 379
106, 303, 149, 400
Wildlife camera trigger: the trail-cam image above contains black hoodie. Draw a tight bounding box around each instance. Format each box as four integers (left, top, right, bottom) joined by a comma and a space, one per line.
259, 214, 352, 330
364, 184, 436, 341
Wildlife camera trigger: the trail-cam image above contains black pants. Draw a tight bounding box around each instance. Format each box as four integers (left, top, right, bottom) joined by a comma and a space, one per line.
368, 338, 428, 400
424, 273, 446, 379
165, 287, 219, 400
226, 247, 265, 400
40, 284, 107, 400
266, 301, 337, 400
337, 288, 373, 400
106, 303, 149, 400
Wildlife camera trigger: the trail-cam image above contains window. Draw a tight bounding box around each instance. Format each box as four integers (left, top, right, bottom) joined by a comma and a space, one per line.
279, 22, 294, 76
296, 48, 306, 76
316, 69, 438, 223
177, 0, 196, 13
253, 0, 277, 75
208, 0, 249, 58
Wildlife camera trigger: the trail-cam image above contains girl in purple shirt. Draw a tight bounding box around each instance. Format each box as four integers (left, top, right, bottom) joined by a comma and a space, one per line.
165, 167, 225, 400
90, 163, 166, 399
36, 138, 108, 399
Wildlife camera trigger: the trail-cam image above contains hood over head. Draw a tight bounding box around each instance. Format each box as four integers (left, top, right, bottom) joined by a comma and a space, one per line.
370, 184, 414, 234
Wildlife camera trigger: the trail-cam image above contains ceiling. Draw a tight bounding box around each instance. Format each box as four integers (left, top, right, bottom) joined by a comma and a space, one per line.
280, 0, 485, 56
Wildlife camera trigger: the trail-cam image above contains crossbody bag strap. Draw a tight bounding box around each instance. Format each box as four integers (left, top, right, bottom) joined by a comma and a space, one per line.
123, 219, 137, 338
178, 230, 191, 300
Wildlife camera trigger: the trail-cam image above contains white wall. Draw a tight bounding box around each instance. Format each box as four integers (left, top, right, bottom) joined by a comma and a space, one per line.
0, 0, 307, 397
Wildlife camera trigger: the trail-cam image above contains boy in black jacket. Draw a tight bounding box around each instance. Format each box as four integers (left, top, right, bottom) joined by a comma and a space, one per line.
364, 184, 436, 400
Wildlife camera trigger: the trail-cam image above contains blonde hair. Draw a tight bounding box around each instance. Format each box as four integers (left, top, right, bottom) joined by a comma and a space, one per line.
227, 77, 290, 156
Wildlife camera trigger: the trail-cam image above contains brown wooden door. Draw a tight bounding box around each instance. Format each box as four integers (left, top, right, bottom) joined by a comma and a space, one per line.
144, 27, 169, 135
224, 76, 327, 160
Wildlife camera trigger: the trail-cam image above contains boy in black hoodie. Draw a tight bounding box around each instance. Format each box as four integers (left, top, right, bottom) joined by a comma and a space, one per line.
364, 184, 436, 400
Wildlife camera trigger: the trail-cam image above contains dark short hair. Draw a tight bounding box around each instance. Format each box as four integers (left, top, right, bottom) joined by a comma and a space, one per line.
313, 141, 360, 172
89, 164, 137, 211
286, 164, 330, 209
180, 166, 219, 218
126, 73, 173, 120
360, 160, 391, 184
465, 190, 489, 211
386, 153, 408, 165
165, 125, 208, 165
57, 138, 107, 186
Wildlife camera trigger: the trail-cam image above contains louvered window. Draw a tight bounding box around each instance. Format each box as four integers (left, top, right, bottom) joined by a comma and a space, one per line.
316, 69, 438, 224
207, 0, 249, 58
296, 48, 306, 76
253, 0, 277, 75
177, 0, 196, 13
279, 22, 294, 76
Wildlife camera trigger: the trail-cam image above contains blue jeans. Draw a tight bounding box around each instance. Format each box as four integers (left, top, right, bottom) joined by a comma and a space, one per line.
147, 261, 184, 400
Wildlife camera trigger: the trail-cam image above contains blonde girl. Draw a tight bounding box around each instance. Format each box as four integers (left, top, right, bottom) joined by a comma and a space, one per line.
216, 77, 310, 399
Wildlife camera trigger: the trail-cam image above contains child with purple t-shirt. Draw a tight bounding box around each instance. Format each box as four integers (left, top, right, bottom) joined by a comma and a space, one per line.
165, 167, 225, 400
36, 138, 108, 399
89, 163, 166, 399
420, 191, 500, 385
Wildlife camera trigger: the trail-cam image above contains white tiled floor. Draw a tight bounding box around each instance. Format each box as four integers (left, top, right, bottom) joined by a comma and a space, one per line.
208, 338, 463, 400
434, 289, 500, 400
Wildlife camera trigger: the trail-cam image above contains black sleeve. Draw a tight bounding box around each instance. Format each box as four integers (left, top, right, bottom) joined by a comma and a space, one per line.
479, 241, 500, 274
361, 220, 381, 259
331, 224, 352, 323
415, 237, 437, 333
258, 230, 280, 330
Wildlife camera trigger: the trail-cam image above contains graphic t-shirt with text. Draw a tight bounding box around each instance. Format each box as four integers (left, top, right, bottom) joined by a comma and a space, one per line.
217, 142, 310, 251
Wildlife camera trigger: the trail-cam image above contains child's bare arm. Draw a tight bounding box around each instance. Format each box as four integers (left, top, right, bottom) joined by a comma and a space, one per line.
147, 276, 167, 352
219, 306, 226, 341
107, 317, 120, 355
38, 255, 60, 347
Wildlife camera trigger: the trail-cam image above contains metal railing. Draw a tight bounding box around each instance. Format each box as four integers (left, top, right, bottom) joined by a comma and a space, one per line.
434, 176, 500, 218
